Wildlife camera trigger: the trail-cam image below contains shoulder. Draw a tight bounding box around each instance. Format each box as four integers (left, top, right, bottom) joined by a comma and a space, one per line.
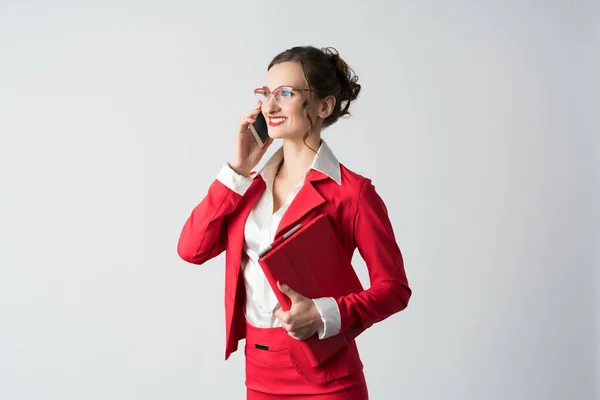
338, 163, 388, 212
339, 163, 373, 193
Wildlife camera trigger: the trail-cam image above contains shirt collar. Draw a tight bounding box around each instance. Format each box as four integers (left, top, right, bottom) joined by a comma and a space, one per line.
257, 139, 342, 190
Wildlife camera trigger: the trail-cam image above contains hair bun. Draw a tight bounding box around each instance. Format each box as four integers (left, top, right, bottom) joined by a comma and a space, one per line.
322, 47, 361, 116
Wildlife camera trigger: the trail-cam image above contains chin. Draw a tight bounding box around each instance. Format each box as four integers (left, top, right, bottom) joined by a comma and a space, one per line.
267, 127, 307, 141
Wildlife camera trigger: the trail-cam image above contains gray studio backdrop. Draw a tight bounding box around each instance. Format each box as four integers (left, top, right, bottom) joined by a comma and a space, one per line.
1, 1, 598, 399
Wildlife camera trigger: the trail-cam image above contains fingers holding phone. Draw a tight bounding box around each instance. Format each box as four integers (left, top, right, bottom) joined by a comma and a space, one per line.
238, 103, 262, 133
230, 101, 273, 177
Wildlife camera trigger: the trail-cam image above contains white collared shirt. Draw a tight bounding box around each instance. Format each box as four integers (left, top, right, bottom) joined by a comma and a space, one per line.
216, 139, 342, 339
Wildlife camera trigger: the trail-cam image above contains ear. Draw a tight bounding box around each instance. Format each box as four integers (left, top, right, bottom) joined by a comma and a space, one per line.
316, 95, 336, 120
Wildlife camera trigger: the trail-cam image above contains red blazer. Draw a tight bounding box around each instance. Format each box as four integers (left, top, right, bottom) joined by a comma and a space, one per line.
177, 164, 411, 383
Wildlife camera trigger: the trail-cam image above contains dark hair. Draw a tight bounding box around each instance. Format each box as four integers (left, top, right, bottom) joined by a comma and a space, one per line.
268, 46, 361, 131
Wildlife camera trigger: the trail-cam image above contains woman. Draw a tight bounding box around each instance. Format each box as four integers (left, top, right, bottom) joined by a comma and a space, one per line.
177, 46, 411, 399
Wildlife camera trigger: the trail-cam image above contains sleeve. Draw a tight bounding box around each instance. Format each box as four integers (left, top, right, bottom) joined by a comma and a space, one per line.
312, 297, 342, 339
216, 163, 254, 195
335, 179, 412, 333
176, 164, 253, 265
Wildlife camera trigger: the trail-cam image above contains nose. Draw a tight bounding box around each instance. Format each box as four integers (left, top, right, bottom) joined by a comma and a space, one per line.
263, 94, 280, 114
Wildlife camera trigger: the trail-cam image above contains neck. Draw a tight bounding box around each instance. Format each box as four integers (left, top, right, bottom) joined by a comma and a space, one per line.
276, 133, 322, 180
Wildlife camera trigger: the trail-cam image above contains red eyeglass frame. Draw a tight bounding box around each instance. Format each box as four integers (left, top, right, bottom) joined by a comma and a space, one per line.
253, 85, 318, 101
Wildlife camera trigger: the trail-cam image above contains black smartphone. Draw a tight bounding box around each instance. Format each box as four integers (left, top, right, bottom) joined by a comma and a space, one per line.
248, 111, 269, 148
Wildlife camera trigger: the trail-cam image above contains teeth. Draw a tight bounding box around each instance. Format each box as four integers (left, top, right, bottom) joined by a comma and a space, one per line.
271, 117, 287, 123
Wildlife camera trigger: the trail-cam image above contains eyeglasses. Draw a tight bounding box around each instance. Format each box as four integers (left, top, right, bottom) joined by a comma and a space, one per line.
253, 85, 317, 105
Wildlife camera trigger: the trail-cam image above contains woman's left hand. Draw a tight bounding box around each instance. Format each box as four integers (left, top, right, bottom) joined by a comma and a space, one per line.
274, 282, 324, 340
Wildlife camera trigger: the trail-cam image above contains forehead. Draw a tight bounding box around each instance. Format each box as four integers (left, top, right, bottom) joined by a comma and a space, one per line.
264, 61, 306, 89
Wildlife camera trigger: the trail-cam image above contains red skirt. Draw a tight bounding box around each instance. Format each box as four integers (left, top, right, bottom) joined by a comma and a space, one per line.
244, 322, 369, 399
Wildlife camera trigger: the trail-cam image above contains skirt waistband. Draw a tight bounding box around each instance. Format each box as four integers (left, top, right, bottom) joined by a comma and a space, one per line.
245, 321, 289, 351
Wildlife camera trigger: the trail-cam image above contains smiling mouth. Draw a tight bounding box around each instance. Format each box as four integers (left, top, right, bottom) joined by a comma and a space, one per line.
268, 117, 287, 126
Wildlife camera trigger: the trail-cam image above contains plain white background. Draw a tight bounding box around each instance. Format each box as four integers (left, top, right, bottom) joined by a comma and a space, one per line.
1, 1, 598, 399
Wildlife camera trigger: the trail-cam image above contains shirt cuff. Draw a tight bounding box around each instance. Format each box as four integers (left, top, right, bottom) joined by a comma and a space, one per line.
216, 163, 253, 196
312, 297, 342, 339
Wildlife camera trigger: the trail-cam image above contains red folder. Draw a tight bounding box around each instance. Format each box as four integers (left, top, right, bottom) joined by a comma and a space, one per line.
258, 213, 365, 367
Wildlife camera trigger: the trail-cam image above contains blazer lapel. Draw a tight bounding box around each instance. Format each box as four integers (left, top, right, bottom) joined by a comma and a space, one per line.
274, 169, 328, 240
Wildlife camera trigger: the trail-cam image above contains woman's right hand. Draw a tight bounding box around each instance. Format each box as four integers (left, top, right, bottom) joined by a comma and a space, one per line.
229, 100, 273, 177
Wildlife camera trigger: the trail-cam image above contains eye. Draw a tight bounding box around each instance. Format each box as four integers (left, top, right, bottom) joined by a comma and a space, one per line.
280, 88, 293, 97
254, 89, 269, 98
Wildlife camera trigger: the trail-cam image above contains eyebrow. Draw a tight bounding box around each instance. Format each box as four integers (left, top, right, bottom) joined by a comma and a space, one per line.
261, 85, 296, 90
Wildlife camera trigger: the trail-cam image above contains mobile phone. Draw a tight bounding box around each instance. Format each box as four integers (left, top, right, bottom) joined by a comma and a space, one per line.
248, 111, 270, 148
